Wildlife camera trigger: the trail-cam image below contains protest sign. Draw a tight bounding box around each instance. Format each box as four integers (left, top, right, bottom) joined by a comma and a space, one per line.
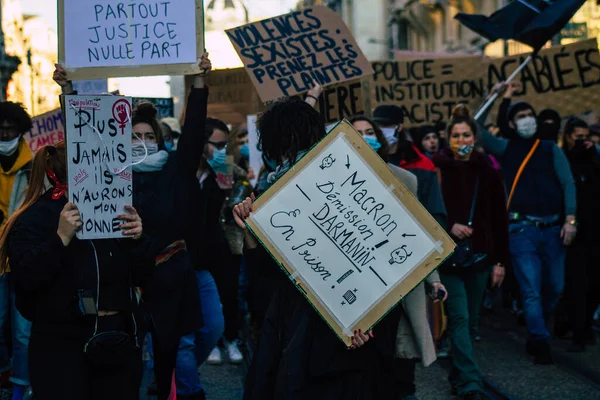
247, 115, 260, 187
24, 109, 65, 153
246, 120, 454, 345
371, 55, 484, 126
59, 0, 204, 79
73, 79, 109, 94
185, 69, 367, 126
226, 6, 374, 103
485, 39, 600, 121
132, 97, 175, 119
65, 95, 133, 240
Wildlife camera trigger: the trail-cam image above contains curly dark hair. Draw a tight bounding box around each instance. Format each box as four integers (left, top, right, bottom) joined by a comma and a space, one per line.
257, 98, 325, 165
0, 102, 32, 134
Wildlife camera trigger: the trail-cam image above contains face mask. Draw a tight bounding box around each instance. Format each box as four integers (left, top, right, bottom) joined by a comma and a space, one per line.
164, 141, 173, 152
381, 127, 398, 146
515, 117, 537, 139
240, 144, 249, 159
132, 141, 158, 162
207, 147, 227, 170
0, 136, 20, 156
364, 136, 381, 152
450, 143, 474, 158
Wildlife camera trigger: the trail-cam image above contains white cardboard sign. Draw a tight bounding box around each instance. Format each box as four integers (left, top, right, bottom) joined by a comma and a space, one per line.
247, 121, 454, 344
65, 95, 133, 240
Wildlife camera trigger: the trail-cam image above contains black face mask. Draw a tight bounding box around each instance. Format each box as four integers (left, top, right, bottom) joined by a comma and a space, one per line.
537, 123, 559, 141
571, 139, 595, 162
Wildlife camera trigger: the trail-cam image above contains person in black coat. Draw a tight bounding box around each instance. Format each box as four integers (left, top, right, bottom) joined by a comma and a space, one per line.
0, 143, 153, 400
53, 54, 212, 400
233, 98, 399, 400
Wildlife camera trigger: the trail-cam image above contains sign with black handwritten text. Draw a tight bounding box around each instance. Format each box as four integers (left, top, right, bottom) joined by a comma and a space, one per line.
24, 109, 65, 153
226, 6, 374, 103
485, 39, 600, 122
65, 95, 133, 240
246, 120, 454, 345
59, 0, 205, 80
370, 55, 484, 127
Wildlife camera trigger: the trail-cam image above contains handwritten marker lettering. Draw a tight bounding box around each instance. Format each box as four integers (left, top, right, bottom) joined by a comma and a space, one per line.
336, 269, 354, 284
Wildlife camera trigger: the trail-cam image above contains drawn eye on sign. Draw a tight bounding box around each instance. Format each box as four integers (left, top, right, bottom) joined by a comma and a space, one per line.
388, 245, 413, 265
320, 154, 336, 170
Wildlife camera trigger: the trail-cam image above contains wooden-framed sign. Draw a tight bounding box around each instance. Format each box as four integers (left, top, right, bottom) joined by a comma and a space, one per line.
59, 0, 205, 80
226, 6, 374, 103
246, 120, 455, 346
65, 95, 133, 239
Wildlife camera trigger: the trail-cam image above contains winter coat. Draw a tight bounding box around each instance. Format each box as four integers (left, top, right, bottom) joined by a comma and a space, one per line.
388, 164, 440, 367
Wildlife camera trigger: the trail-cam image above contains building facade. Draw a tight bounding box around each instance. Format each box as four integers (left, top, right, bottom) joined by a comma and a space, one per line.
2, 0, 59, 115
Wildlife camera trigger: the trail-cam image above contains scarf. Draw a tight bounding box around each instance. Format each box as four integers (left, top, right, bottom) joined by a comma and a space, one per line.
266, 150, 309, 185
45, 168, 67, 200
132, 150, 169, 173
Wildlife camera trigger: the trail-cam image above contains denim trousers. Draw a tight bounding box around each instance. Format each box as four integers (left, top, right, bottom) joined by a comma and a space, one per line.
0, 274, 31, 386
175, 270, 225, 396
509, 223, 565, 340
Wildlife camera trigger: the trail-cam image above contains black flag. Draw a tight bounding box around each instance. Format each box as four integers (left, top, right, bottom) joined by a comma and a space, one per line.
455, 0, 586, 51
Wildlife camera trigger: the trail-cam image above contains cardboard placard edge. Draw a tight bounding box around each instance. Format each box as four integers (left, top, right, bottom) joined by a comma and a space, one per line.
245, 120, 455, 346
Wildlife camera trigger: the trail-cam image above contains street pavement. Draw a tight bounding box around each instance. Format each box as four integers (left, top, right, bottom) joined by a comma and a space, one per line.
140, 309, 600, 400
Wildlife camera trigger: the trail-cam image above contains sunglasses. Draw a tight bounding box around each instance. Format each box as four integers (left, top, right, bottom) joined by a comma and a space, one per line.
208, 141, 228, 150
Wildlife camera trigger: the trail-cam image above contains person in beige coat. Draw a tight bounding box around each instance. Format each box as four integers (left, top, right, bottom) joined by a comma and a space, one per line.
351, 116, 448, 400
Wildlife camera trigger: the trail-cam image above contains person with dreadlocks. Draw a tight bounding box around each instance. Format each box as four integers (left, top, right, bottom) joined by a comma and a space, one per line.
0, 101, 34, 400
232, 97, 399, 400
53, 53, 212, 400
0, 142, 152, 399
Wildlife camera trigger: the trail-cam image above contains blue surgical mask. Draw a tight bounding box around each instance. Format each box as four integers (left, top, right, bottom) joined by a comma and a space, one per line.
240, 144, 249, 159
364, 135, 382, 152
164, 141, 173, 152
207, 147, 227, 171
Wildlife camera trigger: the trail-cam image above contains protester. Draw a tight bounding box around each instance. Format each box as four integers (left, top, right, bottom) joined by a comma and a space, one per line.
537, 109, 561, 142
373, 105, 446, 227
351, 115, 448, 400
195, 117, 249, 368
234, 98, 399, 399
0, 102, 34, 400
434, 105, 509, 400
160, 118, 180, 152
412, 125, 441, 158
0, 142, 152, 400
478, 82, 577, 364
54, 54, 212, 400
560, 117, 600, 352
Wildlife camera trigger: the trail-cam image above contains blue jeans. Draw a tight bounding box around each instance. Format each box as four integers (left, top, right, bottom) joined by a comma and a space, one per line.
0, 274, 32, 386
175, 270, 224, 396
509, 223, 565, 341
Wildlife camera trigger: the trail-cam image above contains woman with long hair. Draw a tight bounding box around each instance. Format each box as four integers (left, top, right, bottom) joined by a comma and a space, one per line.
232, 98, 400, 399
0, 143, 151, 400
53, 53, 214, 400
433, 105, 509, 400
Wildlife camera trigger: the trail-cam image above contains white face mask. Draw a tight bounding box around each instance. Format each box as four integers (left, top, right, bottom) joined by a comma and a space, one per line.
0, 137, 20, 157
381, 127, 398, 146
132, 141, 158, 162
515, 117, 537, 139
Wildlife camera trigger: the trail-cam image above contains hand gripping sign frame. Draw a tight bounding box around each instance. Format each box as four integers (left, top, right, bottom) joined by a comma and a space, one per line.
58, 0, 205, 80
245, 120, 455, 346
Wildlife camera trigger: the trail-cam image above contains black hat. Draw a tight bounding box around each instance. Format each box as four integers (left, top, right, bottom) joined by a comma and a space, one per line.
373, 105, 404, 126
507, 101, 536, 123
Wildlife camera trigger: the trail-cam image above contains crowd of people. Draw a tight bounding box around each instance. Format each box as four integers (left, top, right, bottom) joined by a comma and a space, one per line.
0, 53, 598, 400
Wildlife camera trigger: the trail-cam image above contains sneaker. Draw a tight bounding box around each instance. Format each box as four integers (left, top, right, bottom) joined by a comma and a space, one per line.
532, 340, 553, 365
226, 341, 244, 364
206, 347, 223, 365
